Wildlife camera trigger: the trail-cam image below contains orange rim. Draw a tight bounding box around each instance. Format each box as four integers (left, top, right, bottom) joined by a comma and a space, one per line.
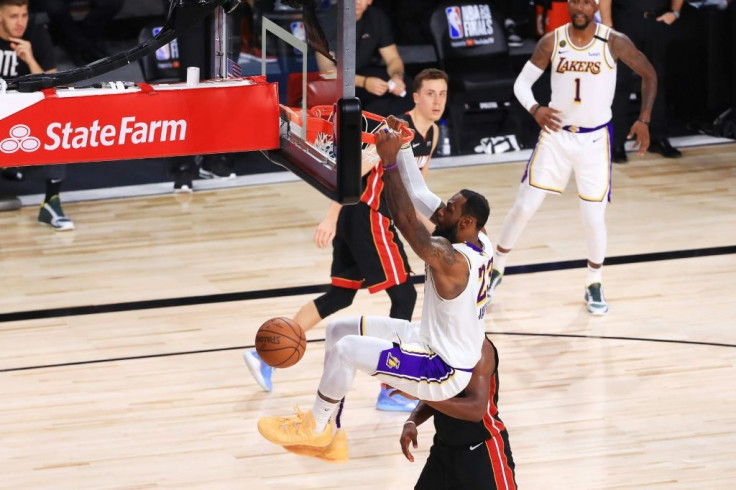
280, 104, 414, 145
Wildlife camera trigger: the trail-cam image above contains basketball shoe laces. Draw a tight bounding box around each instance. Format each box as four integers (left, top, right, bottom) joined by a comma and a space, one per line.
280, 407, 308, 434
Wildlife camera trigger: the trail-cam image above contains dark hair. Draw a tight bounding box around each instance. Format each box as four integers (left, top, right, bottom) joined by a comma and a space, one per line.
459, 189, 490, 230
0, 0, 29, 7
413, 68, 448, 94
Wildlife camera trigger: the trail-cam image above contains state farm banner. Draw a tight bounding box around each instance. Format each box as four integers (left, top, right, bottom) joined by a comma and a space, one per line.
0, 77, 280, 167
444, 4, 497, 48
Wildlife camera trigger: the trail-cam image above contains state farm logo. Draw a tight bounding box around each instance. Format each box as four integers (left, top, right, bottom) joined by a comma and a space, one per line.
1, 117, 187, 154
1, 125, 41, 154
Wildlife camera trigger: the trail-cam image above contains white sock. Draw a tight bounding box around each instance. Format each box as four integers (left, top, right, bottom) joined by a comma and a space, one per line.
587, 265, 603, 286
493, 248, 509, 273
311, 396, 338, 434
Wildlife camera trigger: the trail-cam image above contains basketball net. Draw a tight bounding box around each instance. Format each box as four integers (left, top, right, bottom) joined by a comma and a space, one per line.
295, 109, 383, 170
280, 104, 413, 172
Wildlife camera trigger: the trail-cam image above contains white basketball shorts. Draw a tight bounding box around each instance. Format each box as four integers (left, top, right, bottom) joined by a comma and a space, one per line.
359, 316, 473, 402
522, 123, 613, 202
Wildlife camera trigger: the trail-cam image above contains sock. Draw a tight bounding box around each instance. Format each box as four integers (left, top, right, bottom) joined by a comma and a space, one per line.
311, 395, 339, 434
493, 247, 509, 274
587, 264, 603, 286
45, 179, 62, 203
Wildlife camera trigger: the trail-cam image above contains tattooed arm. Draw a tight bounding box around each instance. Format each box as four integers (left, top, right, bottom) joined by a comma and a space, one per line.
376, 130, 468, 298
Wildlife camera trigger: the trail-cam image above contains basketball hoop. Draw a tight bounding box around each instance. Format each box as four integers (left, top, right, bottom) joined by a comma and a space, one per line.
279, 104, 414, 167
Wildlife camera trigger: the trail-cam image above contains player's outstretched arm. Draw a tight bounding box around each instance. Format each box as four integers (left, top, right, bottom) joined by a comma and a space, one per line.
421, 339, 495, 422
610, 31, 657, 155
384, 116, 443, 221
376, 130, 462, 276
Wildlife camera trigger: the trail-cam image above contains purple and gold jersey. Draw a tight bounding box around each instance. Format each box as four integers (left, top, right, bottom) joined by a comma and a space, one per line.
550, 23, 616, 128
420, 232, 493, 370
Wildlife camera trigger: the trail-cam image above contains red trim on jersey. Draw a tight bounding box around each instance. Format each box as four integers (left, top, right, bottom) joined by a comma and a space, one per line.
367, 209, 408, 293
360, 166, 384, 211
331, 277, 363, 289
482, 374, 516, 489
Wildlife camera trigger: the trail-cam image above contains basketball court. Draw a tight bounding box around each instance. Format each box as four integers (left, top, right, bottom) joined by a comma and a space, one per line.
1, 1, 735, 488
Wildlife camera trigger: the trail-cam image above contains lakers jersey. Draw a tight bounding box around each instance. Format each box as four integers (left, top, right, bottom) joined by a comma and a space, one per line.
420, 233, 493, 370
550, 23, 617, 128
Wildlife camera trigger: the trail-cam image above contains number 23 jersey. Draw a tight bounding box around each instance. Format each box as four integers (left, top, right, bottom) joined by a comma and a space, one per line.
420, 232, 493, 371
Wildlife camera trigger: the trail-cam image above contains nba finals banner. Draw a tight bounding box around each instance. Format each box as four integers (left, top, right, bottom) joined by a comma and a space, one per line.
445, 4, 497, 48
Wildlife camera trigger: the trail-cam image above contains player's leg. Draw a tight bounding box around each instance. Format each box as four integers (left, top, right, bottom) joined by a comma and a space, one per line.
491, 132, 569, 293
243, 222, 360, 391
26, 165, 75, 231
377, 281, 420, 411
579, 199, 608, 315
258, 332, 394, 447
491, 183, 548, 292
385, 281, 417, 322
347, 204, 420, 410
304, 315, 426, 429
243, 286, 358, 391
573, 128, 611, 315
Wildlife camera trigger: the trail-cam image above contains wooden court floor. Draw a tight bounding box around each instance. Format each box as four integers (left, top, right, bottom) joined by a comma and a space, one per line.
1, 144, 735, 489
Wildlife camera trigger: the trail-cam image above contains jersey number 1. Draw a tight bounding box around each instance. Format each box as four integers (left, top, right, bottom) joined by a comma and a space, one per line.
574, 78, 582, 103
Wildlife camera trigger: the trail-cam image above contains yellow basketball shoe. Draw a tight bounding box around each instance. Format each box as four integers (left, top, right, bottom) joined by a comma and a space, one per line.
257, 408, 334, 448
284, 428, 349, 463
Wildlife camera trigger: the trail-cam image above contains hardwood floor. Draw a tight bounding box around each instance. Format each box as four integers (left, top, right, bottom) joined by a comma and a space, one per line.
1, 144, 735, 489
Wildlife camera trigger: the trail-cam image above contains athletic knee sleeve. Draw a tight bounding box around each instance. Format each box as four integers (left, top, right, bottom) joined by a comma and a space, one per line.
385, 282, 417, 321
497, 184, 547, 249
319, 335, 392, 401
325, 316, 362, 352
579, 200, 607, 264
314, 286, 357, 319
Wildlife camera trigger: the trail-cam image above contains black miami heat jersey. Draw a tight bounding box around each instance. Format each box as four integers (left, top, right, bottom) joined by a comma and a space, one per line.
433, 340, 509, 446
402, 113, 435, 170
418, 339, 516, 490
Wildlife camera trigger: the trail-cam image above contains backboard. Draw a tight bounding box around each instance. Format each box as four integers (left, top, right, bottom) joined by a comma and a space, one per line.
257, 0, 363, 204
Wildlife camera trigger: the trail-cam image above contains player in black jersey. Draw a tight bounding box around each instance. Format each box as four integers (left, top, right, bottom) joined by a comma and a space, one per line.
399, 337, 516, 490
400, 68, 448, 178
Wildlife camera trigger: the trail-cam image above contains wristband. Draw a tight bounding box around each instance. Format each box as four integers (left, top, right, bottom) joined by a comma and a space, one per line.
531, 105, 541, 117
361, 77, 367, 88
637, 118, 650, 125
672, 10, 680, 20
404, 420, 416, 427
383, 161, 399, 171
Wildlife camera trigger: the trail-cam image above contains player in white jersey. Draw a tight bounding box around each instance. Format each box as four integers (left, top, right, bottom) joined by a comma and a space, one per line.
491, 0, 657, 315
258, 117, 494, 455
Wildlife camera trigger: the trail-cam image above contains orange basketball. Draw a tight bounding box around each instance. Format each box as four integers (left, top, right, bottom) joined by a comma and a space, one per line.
255, 317, 307, 368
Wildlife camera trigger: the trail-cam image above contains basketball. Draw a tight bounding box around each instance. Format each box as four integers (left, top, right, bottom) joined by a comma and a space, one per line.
255, 317, 307, 368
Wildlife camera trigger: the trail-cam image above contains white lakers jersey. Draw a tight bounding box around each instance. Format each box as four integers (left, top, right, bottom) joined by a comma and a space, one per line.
550, 23, 617, 128
420, 232, 493, 370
